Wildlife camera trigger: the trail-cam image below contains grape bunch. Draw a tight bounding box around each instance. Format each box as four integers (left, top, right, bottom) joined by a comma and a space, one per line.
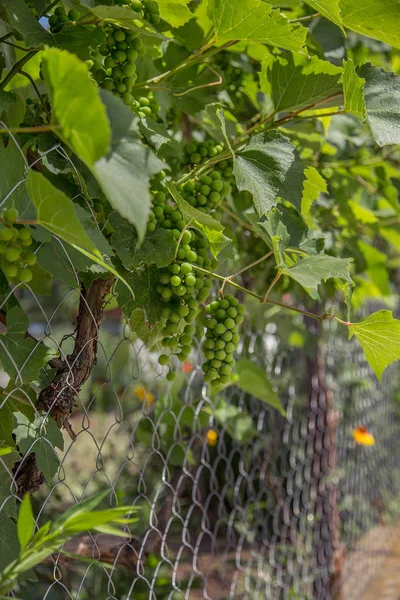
93, 27, 144, 106
132, 92, 160, 119
202, 295, 245, 387
101, 0, 160, 25
183, 140, 225, 166
48, 7, 80, 33
178, 171, 232, 216
0, 209, 36, 283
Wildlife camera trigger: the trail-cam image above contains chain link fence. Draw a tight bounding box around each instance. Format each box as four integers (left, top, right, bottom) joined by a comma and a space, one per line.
0, 135, 399, 600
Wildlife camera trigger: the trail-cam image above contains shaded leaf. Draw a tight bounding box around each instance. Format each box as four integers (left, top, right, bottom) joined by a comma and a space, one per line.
284, 255, 353, 290
132, 229, 177, 268
0, 513, 20, 571
0, 0, 52, 46
129, 309, 165, 346
342, 59, 366, 119
359, 63, 400, 147
116, 266, 164, 324
94, 90, 166, 243
234, 131, 305, 215
302, 0, 343, 31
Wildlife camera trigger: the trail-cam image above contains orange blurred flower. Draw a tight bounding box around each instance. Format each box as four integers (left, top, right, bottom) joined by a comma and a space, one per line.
134, 385, 154, 404
353, 426, 375, 446
183, 361, 194, 373
207, 429, 218, 447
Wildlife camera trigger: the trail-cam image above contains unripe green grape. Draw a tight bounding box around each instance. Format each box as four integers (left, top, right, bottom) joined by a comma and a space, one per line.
4, 208, 18, 224
114, 50, 127, 63
3, 263, 18, 278
103, 78, 115, 91
5, 247, 21, 262
158, 354, 169, 366
166, 371, 176, 382
170, 264, 180, 274
115, 82, 127, 94
175, 285, 186, 296
162, 288, 172, 300
104, 56, 116, 69
18, 268, 32, 283
185, 274, 196, 287
0, 228, 13, 242
178, 305, 189, 317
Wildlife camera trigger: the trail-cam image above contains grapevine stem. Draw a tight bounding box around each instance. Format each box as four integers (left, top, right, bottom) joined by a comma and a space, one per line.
262, 271, 282, 303
221, 205, 256, 231
289, 12, 319, 23
191, 264, 325, 321
173, 221, 192, 260
0, 125, 55, 134
20, 70, 51, 120
334, 316, 352, 326
220, 251, 274, 296
0, 51, 38, 91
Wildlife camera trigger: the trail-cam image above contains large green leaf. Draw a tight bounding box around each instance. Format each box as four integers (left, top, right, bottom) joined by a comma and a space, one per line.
53, 24, 106, 61
43, 48, 110, 167
0, 306, 58, 384
116, 266, 165, 324
260, 53, 342, 114
342, 59, 366, 119
208, 0, 307, 50
157, 0, 193, 27
358, 63, 400, 147
302, 0, 343, 30
236, 360, 286, 415
348, 311, 400, 380
341, 0, 400, 49
0, 513, 20, 571
0, 141, 31, 215
284, 255, 353, 290
234, 131, 305, 216
0, 0, 53, 46
94, 90, 166, 243
129, 308, 165, 346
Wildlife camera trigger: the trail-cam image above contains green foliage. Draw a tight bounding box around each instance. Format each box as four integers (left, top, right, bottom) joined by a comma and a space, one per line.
0, 5, 399, 582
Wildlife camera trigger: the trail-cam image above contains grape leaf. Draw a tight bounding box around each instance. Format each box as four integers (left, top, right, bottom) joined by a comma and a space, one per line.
0, 403, 14, 445
236, 359, 286, 415
116, 266, 164, 324
53, 25, 106, 61
42, 48, 110, 167
208, 397, 256, 444
208, 0, 307, 51
303, 0, 343, 30
348, 311, 400, 380
139, 117, 182, 158
34, 439, 60, 481
0, 140, 31, 215
26, 263, 53, 296
284, 255, 353, 290
342, 59, 366, 119
157, 0, 193, 27
301, 166, 327, 227
0, 513, 20, 571
88, 5, 163, 37
358, 63, 400, 147
0, 0, 53, 46
341, 0, 400, 49
94, 90, 166, 243
0, 90, 18, 117
260, 53, 342, 114
129, 308, 165, 346
0, 306, 58, 385
234, 131, 305, 216
132, 229, 177, 268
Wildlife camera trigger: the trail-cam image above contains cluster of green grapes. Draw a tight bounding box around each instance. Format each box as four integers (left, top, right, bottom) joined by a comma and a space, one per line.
215, 52, 258, 111
101, 0, 160, 25
202, 296, 245, 386
48, 7, 80, 33
132, 92, 159, 119
178, 171, 231, 216
0, 209, 36, 283
183, 140, 225, 166
93, 27, 144, 106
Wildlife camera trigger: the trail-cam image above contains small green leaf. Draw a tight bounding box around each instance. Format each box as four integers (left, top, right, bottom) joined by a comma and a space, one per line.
341, 0, 400, 49
301, 166, 327, 227
260, 53, 342, 114
208, 0, 307, 50
234, 131, 305, 215
302, 0, 343, 31
0, 513, 20, 571
358, 63, 400, 147
236, 359, 286, 415
43, 48, 111, 167
34, 439, 59, 481
210, 397, 257, 443
348, 310, 400, 380
284, 255, 353, 291
17, 494, 35, 551
94, 90, 166, 243
53, 491, 109, 529
157, 0, 193, 27
342, 59, 366, 119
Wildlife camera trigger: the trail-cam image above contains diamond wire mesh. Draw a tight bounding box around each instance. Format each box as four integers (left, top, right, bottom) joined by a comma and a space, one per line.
0, 133, 399, 600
